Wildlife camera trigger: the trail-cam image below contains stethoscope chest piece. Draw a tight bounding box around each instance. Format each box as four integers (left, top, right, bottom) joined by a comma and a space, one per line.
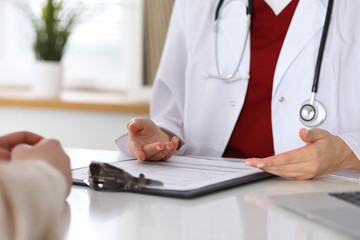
299, 100, 326, 127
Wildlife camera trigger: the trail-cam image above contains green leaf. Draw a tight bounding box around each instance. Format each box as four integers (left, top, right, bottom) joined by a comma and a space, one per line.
4, 0, 83, 61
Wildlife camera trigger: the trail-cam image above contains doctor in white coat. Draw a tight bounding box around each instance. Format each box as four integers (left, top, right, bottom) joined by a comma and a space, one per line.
117, 0, 360, 180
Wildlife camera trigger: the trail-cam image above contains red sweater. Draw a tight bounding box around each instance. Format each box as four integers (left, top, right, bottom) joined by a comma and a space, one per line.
223, 0, 299, 158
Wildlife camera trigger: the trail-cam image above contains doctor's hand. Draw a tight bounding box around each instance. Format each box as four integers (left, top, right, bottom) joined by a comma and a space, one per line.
0, 131, 43, 161
245, 128, 360, 180
127, 118, 179, 161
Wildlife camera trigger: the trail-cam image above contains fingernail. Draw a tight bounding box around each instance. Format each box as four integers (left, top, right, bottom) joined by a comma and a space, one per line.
127, 121, 134, 130
156, 145, 163, 151
165, 145, 172, 150
257, 162, 265, 168
245, 160, 254, 167
173, 137, 179, 144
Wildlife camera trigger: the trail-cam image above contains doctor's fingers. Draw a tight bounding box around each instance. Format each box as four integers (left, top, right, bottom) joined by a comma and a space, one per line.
142, 137, 178, 161
146, 147, 172, 161
245, 147, 307, 169
142, 142, 166, 161
128, 141, 146, 162
261, 161, 323, 180
162, 137, 180, 160
151, 137, 179, 161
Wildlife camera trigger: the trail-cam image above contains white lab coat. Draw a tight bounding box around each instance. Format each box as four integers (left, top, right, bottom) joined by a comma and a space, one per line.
148, 0, 360, 160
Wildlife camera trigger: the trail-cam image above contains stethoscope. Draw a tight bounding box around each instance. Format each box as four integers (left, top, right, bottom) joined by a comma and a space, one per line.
204, 0, 334, 127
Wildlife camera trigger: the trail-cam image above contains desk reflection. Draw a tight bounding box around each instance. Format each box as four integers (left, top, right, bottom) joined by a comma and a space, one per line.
66, 185, 250, 240
266, 205, 355, 240
242, 177, 359, 240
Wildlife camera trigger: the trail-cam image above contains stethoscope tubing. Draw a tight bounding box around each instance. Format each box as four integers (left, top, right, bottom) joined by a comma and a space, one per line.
312, 0, 334, 94
211, 0, 334, 127
215, 0, 253, 21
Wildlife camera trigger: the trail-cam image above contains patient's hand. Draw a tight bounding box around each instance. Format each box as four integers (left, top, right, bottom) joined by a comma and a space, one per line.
11, 138, 72, 196
0, 131, 43, 161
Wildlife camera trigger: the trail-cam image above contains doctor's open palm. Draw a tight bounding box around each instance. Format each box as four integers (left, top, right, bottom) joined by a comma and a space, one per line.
245, 128, 360, 180
127, 118, 179, 161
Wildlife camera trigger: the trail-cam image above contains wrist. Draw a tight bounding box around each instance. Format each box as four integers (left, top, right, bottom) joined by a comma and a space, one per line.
337, 136, 360, 170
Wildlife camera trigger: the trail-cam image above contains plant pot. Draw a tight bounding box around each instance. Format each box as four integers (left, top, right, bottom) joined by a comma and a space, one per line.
31, 60, 63, 99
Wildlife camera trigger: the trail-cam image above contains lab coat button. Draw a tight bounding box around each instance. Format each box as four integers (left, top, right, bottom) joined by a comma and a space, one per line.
230, 101, 235, 107
278, 97, 285, 103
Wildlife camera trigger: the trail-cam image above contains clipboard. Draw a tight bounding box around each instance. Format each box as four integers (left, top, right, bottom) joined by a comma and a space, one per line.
72, 155, 273, 198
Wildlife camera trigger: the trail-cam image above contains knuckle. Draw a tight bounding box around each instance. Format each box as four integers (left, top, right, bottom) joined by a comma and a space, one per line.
13, 143, 28, 151
47, 139, 61, 147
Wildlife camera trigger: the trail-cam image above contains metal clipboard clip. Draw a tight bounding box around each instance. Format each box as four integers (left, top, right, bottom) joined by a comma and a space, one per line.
86, 161, 163, 191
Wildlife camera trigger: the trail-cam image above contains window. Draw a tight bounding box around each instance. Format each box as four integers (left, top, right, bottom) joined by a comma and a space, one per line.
0, 0, 146, 96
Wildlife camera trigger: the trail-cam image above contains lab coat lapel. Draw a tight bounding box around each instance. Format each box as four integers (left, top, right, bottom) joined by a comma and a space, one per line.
272, 0, 326, 95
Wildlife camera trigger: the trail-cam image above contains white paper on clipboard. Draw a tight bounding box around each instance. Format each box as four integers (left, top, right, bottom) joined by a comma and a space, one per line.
327, 169, 360, 182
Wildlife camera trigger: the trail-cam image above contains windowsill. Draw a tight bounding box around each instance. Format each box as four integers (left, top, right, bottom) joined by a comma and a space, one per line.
0, 87, 150, 114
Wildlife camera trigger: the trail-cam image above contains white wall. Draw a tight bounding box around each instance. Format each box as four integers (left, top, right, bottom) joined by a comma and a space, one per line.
0, 106, 147, 150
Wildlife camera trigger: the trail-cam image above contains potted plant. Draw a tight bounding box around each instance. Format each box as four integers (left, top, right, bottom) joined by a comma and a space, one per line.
8, 0, 82, 98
